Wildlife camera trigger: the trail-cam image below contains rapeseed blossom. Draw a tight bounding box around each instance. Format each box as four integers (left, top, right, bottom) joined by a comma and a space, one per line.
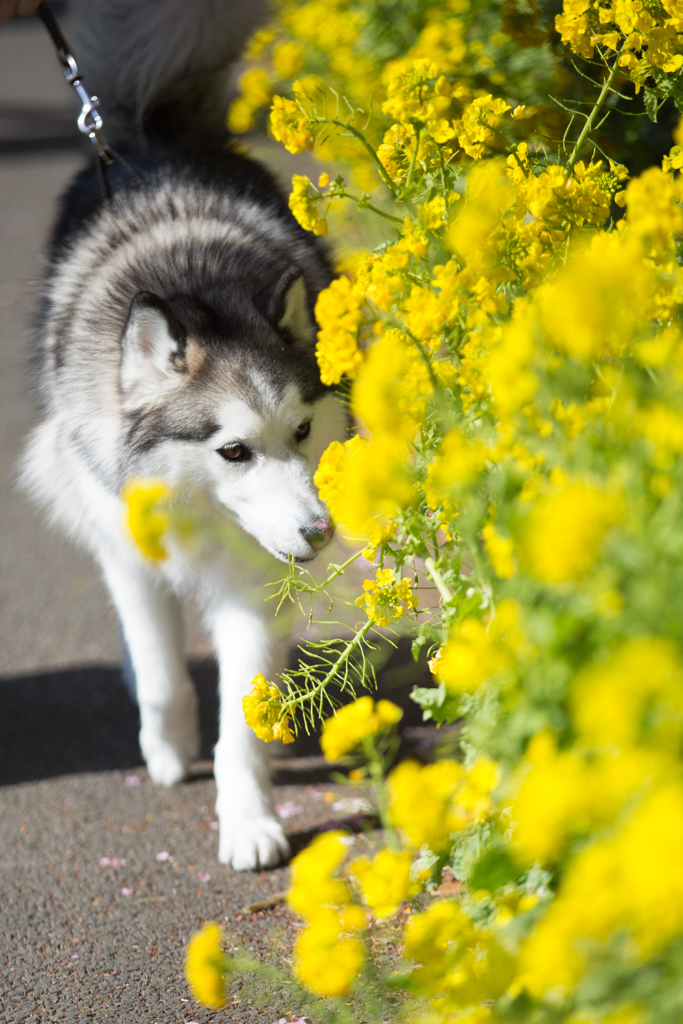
320, 696, 403, 761
242, 674, 294, 743
349, 848, 419, 917
122, 479, 171, 561
199, 0, 683, 1018
518, 482, 623, 583
354, 568, 418, 627
387, 757, 499, 849
185, 922, 226, 1009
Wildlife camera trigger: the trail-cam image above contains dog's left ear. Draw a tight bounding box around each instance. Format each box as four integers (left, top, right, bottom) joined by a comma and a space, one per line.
260, 267, 314, 344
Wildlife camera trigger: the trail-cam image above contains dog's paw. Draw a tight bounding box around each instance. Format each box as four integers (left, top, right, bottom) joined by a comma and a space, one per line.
139, 687, 200, 786
218, 816, 291, 871
145, 742, 191, 787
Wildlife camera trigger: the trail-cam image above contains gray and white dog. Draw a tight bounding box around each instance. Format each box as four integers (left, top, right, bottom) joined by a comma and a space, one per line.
21, 0, 347, 869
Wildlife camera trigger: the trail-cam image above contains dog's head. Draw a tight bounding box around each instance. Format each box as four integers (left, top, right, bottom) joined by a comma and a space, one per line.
119, 267, 347, 562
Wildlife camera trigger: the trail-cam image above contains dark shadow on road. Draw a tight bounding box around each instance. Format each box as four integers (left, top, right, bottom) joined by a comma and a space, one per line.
0, 660, 220, 786
0, 639, 440, 787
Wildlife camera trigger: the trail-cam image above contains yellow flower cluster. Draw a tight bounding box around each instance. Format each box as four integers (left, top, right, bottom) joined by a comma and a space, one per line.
195, 3, 683, 1019
269, 89, 314, 153
185, 922, 226, 1009
388, 757, 500, 850
288, 831, 366, 996
348, 848, 419, 918
518, 481, 624, 583
122, 479, 172, 562
320, 695, 403, 761
354, 568, 418, 627
289, 174, 328, 236
242, 674, 294, 743
556, 0, 683, 80
404, 899, 515, 1013
434, 600, 523, 695
313, 275, 364, 385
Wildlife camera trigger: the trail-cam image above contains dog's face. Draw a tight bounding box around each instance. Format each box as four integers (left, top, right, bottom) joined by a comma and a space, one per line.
119, 271, 347, 562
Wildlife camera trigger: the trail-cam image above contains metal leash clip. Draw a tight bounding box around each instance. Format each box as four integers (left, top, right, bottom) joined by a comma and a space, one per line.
38, 3, 114, 163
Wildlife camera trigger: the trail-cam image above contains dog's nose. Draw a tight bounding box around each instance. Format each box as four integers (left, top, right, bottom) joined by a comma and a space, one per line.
300, 519, 335, 551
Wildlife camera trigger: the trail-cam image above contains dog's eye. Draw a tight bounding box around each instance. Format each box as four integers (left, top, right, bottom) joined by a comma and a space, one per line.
217, 443, 251, 462
295, 420, 310, 441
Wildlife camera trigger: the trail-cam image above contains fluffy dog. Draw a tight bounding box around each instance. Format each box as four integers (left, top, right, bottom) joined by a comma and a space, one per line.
21, 0, 346, 869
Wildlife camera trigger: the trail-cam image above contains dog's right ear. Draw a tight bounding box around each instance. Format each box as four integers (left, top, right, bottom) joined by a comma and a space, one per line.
120, 292, 186, 408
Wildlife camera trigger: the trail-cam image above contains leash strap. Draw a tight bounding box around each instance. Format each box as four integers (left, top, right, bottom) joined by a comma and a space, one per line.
38, 2, 149, 203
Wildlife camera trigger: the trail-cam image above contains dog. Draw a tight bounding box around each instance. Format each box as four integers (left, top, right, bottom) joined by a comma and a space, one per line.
21, 0, 347, 870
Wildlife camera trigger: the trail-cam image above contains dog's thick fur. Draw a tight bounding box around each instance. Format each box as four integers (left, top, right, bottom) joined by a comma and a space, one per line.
21, 0, 347, 869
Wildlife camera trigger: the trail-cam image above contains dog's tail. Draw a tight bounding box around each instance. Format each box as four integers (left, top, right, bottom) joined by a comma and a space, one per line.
62, 0, 267, 152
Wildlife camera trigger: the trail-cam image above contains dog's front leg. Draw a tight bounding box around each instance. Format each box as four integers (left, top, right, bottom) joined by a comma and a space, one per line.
98, 549, 200, 786
209, 601, 290, 871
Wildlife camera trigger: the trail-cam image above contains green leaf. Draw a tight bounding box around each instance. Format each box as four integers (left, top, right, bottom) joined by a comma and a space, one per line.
644, 88, 659, 123
411, 682, 462, 725
411, 634, 427, 661
469, 848, 523, 891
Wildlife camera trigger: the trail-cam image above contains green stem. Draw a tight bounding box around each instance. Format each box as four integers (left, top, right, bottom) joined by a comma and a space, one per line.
424, 556, 454, 603
364, 737, 400, 852
282, 620, 375, 711
319, 548, 368, 588
565, 53, 620, 175
389, 323, 444, 391
405, 125, 421, 189
332, 191, 404, 224
314, 116, 398, 194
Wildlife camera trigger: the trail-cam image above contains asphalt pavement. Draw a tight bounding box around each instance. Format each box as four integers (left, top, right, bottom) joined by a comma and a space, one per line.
0, 15, 441, 1023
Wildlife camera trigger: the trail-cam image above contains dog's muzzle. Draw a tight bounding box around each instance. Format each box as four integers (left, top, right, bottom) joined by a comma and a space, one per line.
300, 519, 335, 551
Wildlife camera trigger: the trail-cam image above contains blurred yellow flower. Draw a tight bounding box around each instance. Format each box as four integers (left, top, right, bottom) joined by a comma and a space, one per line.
122, 479, 171, 562
518, 482, 623, 583
184, 922, 225, 1009
320, 695, 403, 761
350, 848, 419, 917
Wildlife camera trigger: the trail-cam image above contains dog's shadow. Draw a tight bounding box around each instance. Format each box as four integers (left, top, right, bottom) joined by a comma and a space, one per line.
0, 643, 435, 786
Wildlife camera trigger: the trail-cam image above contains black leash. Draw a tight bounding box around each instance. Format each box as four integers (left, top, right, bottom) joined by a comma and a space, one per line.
38, 2, 143, 202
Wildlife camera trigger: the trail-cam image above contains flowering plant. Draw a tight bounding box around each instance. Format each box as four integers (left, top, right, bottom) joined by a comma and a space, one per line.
138, 0, 683, 1018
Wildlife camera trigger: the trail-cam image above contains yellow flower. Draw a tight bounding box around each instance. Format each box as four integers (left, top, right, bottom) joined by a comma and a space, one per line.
270, 93, 314, 154
387, 757, 498, 849
518, 781, 683, 996
352, 327, 433, 440
289, 174, 328, 236
314, 275, 364, 385
355, 568, 418, 626
320, 695, 403, 761
288, 830, 353, 921
435, 600, 523, 694
518, 482, 623, 583
424, 429, 488, 517
382, 58, 451, 123
294, 909, 365, 996
482, 522, 517, 578
404, 898, 515, 1006
571, 637, 683, 750
242, 674, 294, 744
535, 233, 651, 361
272, 40, 305, 78
349, 848, 420, 917
227, 68, 272, 133
313, 434, 413, 545
122, 479, 171, 561
184, 922, 226, 1009
455, 94, 511, 160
